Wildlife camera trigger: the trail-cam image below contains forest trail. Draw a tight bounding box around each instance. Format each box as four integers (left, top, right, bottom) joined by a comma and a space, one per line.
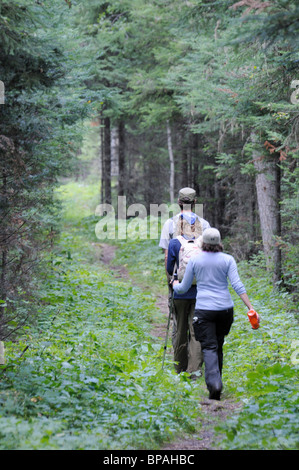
96, 242, 243, 450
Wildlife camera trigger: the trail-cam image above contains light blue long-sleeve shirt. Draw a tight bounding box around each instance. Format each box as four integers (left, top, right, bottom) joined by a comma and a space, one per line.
173, 251, 246, 311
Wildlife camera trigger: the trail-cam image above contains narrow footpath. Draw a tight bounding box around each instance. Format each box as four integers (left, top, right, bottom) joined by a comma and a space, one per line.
95, 242, 243, 451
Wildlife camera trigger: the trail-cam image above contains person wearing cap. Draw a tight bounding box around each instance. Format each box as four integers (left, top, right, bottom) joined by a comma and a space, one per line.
159, 187, 210, 263
167, 212, 203, 376
159, 187, 210, 349
172, 228, 255, 400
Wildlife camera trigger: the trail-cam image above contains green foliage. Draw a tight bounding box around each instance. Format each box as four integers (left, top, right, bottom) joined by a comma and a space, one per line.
0, 192, 200, 450
0, 0, 91, 339
58, 0, 299, 292
113, 229, 299, 450
56, 180, 101, 222
220, 363, 298, 449
218, 257, 299, 450
1, 0, 299, 451
1, 179, 298, 450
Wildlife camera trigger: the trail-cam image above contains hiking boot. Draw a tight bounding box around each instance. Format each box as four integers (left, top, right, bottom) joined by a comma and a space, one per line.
203, 350, 222, 397
207, 377, 222, 400
209, 389, 221, 400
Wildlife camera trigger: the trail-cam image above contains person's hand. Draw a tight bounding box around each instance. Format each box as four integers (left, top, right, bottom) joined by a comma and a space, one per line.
257, 312, 261, 323
172, 280, 179, 286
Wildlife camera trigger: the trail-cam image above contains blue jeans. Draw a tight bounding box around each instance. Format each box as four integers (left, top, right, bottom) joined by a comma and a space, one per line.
193, 308, 234, 398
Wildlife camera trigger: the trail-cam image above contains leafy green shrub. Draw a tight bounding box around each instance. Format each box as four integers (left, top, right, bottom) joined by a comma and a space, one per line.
0, 228, 200, 450
218, 256, 299, 450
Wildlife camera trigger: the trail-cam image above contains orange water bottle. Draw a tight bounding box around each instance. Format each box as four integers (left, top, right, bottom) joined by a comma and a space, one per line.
247, 309, 260, 329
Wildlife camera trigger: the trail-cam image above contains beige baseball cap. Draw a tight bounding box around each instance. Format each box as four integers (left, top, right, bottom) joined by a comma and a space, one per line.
178, 187, 196, 202
203, 228, 221, 245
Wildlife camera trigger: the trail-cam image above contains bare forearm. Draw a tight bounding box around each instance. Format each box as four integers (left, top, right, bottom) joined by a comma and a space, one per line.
239, 293, 253, 310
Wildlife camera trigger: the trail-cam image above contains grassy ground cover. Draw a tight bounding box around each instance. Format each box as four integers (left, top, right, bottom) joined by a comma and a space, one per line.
114, 233, 299, 450
0, 180, 298, 450
219, 257, 299, 449
0, 181, 201, 450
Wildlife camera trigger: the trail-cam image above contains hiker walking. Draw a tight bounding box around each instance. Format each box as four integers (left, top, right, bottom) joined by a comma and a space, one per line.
167, 212, 203, 376
172, 228, 257, 400
159, 187, 210, 347
159, 187, 210, 276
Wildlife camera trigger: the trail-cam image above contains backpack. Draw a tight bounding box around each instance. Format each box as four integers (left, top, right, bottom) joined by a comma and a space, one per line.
176, 235, 202, 285
170, 214, 203, 240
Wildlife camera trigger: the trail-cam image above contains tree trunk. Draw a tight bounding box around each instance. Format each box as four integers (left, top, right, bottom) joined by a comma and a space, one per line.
0, 341, 5, 364
100, 119, 104, 204
191, 133, 200, 196
111, 126, 119, 178
273, 161, 282, 284
0, 165, 8, 345
179, 129, 189, 188
118, 120, 125, 197
104, 117, 111, 204
252, 134, 282, 283
180, 146, 188, 188
167, 120, 175, 204
0, 169, 8, 324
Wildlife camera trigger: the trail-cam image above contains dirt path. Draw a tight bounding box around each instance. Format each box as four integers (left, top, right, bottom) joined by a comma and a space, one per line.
95, 242, 242, 450
161, 396, 242, 450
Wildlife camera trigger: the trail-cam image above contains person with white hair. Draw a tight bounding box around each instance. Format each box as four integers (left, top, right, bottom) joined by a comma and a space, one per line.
172, 227, 258, 400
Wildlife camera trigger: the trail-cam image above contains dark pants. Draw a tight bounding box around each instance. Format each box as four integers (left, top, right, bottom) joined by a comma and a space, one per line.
193, 308, 234, 399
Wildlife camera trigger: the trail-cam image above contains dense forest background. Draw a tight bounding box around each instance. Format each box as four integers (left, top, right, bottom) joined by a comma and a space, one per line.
1, 0, 298, 338
0, 0, 298, 451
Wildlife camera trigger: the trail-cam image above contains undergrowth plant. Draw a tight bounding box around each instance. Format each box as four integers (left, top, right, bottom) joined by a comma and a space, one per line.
1, 181, 298, 450
218, 256, 299, 450
0, 183, 201, 450
112, 227, 299, 450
